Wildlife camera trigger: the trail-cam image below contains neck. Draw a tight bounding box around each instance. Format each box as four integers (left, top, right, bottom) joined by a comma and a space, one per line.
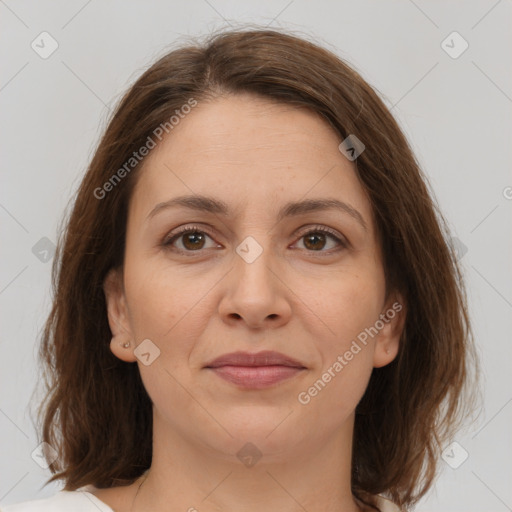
131, 409, 363, 512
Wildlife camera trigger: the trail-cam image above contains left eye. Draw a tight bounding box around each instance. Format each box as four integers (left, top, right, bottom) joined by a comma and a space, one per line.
163, 226, 345, 253
293, 228, 345, 252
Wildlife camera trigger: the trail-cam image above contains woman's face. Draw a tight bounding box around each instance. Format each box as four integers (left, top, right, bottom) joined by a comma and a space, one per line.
105, 93, 404, 462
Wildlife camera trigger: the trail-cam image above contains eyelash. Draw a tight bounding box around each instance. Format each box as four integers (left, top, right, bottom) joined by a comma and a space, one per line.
162, 224, 347, 256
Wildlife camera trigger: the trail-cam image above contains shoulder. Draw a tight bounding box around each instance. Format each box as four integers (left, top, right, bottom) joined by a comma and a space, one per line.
0, 490, 113, 512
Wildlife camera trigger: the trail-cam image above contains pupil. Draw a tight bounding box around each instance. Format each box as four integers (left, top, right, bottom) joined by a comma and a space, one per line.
184, 232, 204, 250
305, 233, 325, 250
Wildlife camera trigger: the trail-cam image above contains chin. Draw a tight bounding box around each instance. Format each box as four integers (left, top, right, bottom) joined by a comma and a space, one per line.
205, 408, 304, 455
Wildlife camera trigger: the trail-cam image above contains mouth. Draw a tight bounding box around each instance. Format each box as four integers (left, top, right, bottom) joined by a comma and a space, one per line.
204, 350, 306, 389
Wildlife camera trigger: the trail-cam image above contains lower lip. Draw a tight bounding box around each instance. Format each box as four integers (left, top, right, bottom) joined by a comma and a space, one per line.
207, 365, 304, 389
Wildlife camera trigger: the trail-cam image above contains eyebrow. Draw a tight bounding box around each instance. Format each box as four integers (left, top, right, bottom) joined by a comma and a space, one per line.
147, 194, 368, 232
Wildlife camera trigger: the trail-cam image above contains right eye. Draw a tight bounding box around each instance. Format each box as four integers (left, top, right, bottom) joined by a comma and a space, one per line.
162, 226, 221, 253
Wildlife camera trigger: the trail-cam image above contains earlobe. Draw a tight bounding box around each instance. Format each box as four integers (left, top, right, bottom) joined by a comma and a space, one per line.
373, 295, 406, 368
103, 268, 137, 363
109, 336, 137, 363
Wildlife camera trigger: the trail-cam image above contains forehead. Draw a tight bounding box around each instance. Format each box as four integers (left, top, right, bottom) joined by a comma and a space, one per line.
130, 93, 374, 231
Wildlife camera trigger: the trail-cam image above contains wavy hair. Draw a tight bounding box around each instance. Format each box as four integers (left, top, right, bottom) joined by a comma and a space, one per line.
35, 27, 479, 511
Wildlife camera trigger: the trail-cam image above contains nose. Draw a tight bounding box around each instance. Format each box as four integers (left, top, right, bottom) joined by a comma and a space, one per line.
218, 237, 292, 330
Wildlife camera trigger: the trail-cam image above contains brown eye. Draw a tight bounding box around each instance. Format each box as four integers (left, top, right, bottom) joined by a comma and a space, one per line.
303, 232, 328, 251
163, 227, 218, 252
295, 227, 346, 253
181, 231, 206, 250
163, 225, 346, 255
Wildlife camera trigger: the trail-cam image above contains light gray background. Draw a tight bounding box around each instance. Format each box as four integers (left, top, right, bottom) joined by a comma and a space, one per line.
1, 1, 511, 511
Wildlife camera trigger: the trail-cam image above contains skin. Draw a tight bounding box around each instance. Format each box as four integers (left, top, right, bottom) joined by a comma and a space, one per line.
95, 93, 405, 512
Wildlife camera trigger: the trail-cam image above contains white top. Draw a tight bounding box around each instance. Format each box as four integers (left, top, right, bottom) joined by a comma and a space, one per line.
0, 489, 402, 512
0, 490, 114, 512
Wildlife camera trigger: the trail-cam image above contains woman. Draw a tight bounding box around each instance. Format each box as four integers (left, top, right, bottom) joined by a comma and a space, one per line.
1, 28, 478, 512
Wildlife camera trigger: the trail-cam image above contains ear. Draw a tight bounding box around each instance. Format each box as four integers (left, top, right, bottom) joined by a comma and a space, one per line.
103, 267, 137, 363
373, 293, 406, 368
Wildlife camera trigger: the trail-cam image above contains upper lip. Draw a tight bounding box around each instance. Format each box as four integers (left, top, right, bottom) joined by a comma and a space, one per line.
204, 350, 306, 369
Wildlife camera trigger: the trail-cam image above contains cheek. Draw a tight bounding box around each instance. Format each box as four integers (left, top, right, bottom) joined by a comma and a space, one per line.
122, 255, 223, 385
298, 352, 374, 430
296, 262, 383, 409
294, 300, 376, 435
305, 264, 384, 416
121, 258, 209, 412
122, 255, 207, 337
301, 263, 385, 348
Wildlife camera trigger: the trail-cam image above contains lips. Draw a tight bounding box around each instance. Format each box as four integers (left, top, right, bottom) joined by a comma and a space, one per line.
204, 350, 305, 369
204, 350, 306, 389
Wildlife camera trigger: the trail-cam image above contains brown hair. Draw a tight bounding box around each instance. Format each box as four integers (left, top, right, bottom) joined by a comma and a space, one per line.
36, 27, 479, 510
